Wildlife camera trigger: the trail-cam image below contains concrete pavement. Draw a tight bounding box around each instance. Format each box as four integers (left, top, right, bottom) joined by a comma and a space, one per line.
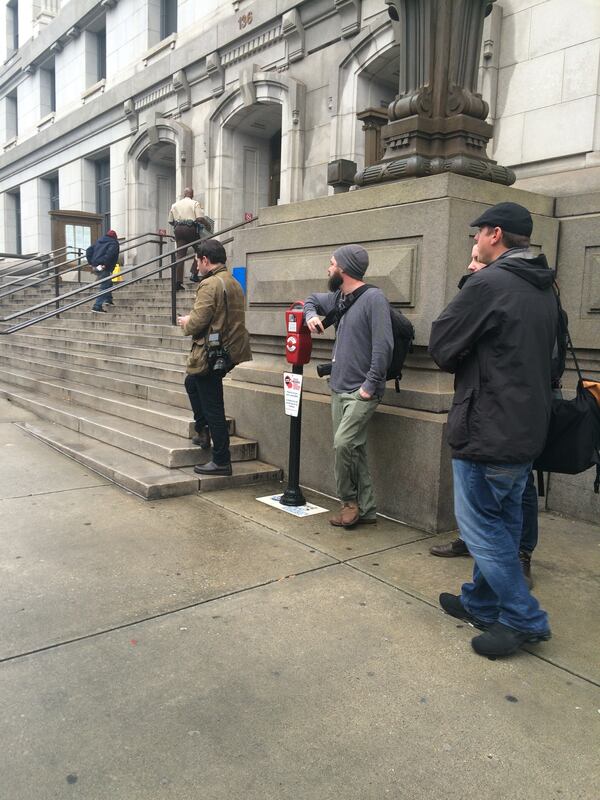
1, 399, 598, 799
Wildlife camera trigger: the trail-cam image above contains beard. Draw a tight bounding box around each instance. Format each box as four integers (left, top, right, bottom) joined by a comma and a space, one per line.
328, 271, 343, 292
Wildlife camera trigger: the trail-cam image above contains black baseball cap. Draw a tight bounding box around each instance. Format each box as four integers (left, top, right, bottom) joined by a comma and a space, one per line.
470, 202, 533, 236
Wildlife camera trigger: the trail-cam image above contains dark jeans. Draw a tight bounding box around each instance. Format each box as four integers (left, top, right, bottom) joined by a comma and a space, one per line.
174, 225, 197, 284
184, 372, 230, 466
92, 269, 113, 309
520, 470, 538, 554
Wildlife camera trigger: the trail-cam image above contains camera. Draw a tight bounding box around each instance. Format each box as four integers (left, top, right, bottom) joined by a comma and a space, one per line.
316, 362, 332, 378
206, 332, 233, 377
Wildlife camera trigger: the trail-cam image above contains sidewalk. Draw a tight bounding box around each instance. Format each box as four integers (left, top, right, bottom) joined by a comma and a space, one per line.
1, 398, 598, 799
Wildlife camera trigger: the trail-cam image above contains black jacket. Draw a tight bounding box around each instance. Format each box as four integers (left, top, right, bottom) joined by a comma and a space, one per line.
428, 250, 558, 464
86, 235, 120, 270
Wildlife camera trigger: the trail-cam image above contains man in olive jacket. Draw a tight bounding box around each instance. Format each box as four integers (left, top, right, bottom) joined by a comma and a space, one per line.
177, 239, 251, 476
428, 202, 557, 659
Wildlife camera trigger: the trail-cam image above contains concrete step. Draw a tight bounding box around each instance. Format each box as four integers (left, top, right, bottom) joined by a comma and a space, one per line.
0, 366, 216, 438
23, 322, 190, 351
0, 351, 192, 409
4, 331, 188, 366
17, 420, 198, 500
180, 461, 283, 492
0, 340, 187, 383
0, 384, 256, 468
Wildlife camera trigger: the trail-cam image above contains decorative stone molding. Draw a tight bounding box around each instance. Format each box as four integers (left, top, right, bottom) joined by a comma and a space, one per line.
3, 136, 17, 152
143, 33, 177, 67
239, 69, 257, 108
23, 64, 36, 76
100, 0, 119, 8
172, 70, 191, 115
327, 159, 357, 193
133, 81, 173, 112
334, 0, 361, 39
49, 41, 63, 54
81, 78, 106, 104
206, 52, 225, 98
220, 23, 282, 68
124, 98, 138, 133
282, 8, 305, 64
66, 26, 80, 40
37, 111, 55, 131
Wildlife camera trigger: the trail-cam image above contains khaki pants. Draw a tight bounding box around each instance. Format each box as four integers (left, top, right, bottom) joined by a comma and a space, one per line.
331, 389, 379, 519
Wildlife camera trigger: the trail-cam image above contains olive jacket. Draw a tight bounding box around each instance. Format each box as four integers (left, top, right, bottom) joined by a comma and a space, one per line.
182, 265, 252, 376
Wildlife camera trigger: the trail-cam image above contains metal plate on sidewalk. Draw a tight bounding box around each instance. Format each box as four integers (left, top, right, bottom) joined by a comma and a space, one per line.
257, 493, 328, 517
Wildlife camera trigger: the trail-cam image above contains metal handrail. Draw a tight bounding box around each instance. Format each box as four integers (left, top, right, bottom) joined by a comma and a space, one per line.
0, 216, 256, 334
0, 232, 169, 301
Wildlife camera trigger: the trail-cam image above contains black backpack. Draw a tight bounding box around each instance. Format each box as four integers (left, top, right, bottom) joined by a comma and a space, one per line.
323, 284, 414, 392
533, 286, 600, 494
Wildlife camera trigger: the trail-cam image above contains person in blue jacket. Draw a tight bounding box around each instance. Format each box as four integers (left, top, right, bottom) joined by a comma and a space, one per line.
86, 229, 120, 313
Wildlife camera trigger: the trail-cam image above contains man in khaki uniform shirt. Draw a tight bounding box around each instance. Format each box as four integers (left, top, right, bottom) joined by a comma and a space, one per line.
168, 188, 209, 289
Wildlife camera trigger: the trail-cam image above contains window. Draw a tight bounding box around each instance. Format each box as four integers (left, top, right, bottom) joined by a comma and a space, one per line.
46, 174, 59, 211
7, 188, 21, 254
96, 28, 106, 81
160, 0, 177, 39
40, 63, 56, 115
6, 0, 19, 54
5, 90, 17, 139
95, 158, 110, 233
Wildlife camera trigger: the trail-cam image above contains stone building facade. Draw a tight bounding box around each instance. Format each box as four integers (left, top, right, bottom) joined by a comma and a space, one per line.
0, 0, 598, 255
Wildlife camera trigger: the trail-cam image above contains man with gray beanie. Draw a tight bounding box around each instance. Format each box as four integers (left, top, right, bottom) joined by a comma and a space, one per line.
304, 244, 393, 528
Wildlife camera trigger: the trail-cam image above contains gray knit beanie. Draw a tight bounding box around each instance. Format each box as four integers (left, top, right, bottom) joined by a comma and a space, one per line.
333, 244, 369, 280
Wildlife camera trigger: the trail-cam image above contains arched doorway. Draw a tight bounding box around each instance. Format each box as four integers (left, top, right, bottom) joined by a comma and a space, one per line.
126, 119, 193, 266
207, 73, 305, 230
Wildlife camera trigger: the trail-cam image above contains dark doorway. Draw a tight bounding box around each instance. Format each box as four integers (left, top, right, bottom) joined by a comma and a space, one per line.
269, 130, 281, 207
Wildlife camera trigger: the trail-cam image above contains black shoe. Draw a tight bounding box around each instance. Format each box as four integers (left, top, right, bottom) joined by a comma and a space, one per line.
189, 275, 199, 283
176, 282, 185, 291
439, 593, 490, 630
519, 550, 533, 589
430, 537, 470, 557
471, 622, 551, 658
91, 307, 107, 313
192, 428, 211, 449
194, 461, 232, 476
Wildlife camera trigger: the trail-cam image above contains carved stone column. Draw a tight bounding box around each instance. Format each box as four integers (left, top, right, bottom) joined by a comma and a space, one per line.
355, 0, 515, 187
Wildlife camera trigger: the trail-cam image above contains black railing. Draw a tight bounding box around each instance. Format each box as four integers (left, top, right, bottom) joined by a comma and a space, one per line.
0, 217, 255, 334
0, 231, 172, 302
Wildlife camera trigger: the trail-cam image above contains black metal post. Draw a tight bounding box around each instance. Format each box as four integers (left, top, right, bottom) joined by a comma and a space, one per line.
158, 232, 164, 278
170, 249, 177, 325
52, 256, 60, 318
280, 363, 306, 506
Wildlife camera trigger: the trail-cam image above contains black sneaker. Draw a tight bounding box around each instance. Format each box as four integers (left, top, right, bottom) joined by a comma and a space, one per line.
176, 282, 185, 291
103, 300, 114, 306
471, 622, 551, 658
519, 550, 533, 589
430, 537, 470, 557
91, 307, 107, 313
194, 461, 232, 476
439, 593, 490, 630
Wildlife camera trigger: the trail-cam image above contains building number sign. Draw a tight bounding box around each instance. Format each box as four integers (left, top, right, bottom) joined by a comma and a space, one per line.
238, 12, 253, 29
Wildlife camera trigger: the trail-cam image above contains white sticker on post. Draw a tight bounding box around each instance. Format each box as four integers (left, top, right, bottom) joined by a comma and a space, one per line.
284, 371, 303, 417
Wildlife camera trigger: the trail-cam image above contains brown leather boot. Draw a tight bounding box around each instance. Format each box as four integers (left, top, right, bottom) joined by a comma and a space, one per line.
329, 501, 360, 528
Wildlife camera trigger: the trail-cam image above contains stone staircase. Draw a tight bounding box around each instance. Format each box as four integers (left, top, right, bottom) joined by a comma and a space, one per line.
0, 277, 282, 499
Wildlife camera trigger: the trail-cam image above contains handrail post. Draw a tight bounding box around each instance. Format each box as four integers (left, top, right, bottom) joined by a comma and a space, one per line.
77, 247, 83, 282
52, 255, 60, 319
170, 249, 177, 325
158, 231, 165, 279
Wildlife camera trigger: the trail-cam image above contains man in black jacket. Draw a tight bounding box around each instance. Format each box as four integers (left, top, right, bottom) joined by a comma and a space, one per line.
429, 202, 557, 658
86, 229, 120, 313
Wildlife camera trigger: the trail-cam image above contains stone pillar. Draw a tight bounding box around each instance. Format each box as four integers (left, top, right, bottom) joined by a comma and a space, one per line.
19, 178, 48, 254
355, 0, 515, 187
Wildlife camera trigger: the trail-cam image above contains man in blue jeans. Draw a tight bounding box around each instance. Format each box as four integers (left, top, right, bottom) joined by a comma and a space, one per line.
86, 229, 120, 313
429, 202, 558, 657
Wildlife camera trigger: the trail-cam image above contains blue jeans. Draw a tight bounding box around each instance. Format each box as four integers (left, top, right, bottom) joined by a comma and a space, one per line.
92, 270, 113, 309
452, 459, 549, 634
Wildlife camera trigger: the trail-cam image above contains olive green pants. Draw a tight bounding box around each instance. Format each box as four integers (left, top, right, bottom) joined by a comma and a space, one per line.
331, 389, 380, 519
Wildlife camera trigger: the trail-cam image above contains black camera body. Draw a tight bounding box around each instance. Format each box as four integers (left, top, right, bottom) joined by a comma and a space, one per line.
316, 362, 332, 378
206, 331, 233, 377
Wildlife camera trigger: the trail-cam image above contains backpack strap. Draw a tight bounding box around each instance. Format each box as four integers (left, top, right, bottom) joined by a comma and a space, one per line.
321, 284, 375, 330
